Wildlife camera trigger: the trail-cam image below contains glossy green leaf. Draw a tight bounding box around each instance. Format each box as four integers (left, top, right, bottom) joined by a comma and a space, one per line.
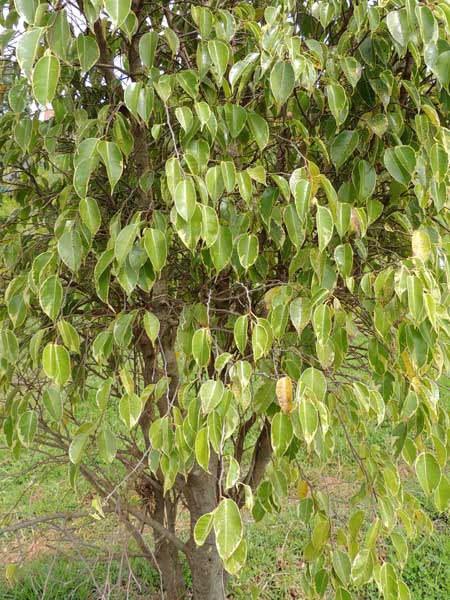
384, 146, 416, 186
316, 206, 334, 252
270, 61, 295, 106
97, 141, 123, 193
271, 411, 293, 456
58, 229, 82, 272
174, 178, 196, 221
143, 228, 167, 272
194, 512, 214, 546
17, 410, 37, 447
139, 31, 158, 70
104, 0, 131, 29
331, 130, 359, 168
119, 393, 142, 429
32, 52, 60, 105
213, 498, 243, 560
207, 39, 230, 81
237, 234, 258, 269
42, 343, 71, 386
76, 35, 100, 73
16, 28, 42, 79
415, 452, 441, 496
192, 328, 211, 368
39, 275, 63, 321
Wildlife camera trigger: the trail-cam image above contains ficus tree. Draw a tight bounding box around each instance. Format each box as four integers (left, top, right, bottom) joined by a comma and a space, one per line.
1, 0, 450, 598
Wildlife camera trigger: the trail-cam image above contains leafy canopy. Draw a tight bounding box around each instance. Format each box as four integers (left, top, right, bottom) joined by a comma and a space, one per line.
1, 0, 450, 597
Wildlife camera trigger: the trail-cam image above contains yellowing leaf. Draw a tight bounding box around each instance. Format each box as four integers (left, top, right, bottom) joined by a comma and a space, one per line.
276, 376, 293, 414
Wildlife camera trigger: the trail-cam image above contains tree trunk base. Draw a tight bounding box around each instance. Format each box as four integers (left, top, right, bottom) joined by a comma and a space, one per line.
189, 543, 227, 600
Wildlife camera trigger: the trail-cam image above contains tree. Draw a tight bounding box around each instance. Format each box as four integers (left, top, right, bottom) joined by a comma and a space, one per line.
1, 0, 450, 598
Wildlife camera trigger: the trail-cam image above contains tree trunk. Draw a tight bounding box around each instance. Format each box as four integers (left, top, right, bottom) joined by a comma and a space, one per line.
184, 463, 228, 600
189, 541, 226, 600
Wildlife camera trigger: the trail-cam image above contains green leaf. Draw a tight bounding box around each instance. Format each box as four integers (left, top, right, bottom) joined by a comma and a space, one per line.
289, 298, 311, 334
210, 226, 232, 271
32, 52, 60, 105
16, 28, 42, 79
119, 393, 142, 429
192, 328, 211, 368
430, 143, 448, 182
207, 39, 230, 81
225, 456, 240, 490
224, 103, 246, 137
43, 386, 63, 422
143, 311, 160, 344
332, 550, 351, 586
200, 379, 224, 415
42, 343, 71, 386
220, 161, 236, 193
174, 178, 197, 221
76, 35, 100, 73
252, 321, 271, 361
352, 160, 376, 200
313, 304, 332, 343
316, 206, 334, 252
334, 244, 353, 278
407, 275, 424, 323
79, 197, 101, 236
341, 57, 362, 88
270, 61, 295, 106
0, 329, 19, 364
194, 512, 214, 546
200, 205, 219, 247
139, 31, 158, 70
14, 0, 38, 23
271, 411, 293, 456
234, 315, 248, 355
115, 223, 139, 265
415, 452, 441, 496
294, 180, 312, 221
224, 538, 247, 575
384, 146, 416, 187
434, 51, 450, 87
299, 367, 327, 402
213, 498, 243, 560
326, 82, 348, 125
331, 130, 359, 168
113, 312, 135, 347
97, 141, 123, 193
386, 9, 410, 48
69, 433, 88, 464
195, 427, 210, 471
237, 234, 258, 269
175, 106, 193, 133
104, 0, 131, 29
96, 378, 112, 411
39, 275, 63, 321
57, 320, 80, 353
298, 395, 319, 445
58, 229, 82, 272
17, 411, 37, 447
143, 228, 167, 272
97, 429, 117, 464
247, 111, 269, 151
